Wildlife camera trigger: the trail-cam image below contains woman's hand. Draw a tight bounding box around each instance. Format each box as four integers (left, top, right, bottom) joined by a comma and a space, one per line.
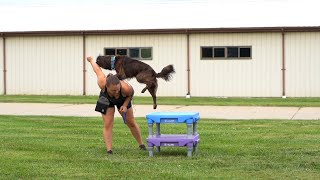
119, 106, 127, 114
87, 56, 93, 62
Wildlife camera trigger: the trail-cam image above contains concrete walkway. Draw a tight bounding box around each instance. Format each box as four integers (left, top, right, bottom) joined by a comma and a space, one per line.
0, 103, 319, 120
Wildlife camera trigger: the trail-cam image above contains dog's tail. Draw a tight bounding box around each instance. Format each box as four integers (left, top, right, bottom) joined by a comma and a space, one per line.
156, 65, 175, 81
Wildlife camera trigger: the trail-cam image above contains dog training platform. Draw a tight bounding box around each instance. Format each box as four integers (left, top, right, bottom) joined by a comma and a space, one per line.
146, 112, 200, 157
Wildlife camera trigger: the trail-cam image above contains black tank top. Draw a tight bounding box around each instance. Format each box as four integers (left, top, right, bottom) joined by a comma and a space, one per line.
103, 83, 126, 105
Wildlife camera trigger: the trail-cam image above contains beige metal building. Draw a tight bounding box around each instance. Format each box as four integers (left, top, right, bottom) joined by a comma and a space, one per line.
1, 27, 320, 97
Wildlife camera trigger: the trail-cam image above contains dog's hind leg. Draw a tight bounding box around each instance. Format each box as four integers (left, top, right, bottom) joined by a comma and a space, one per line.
141, 84, 151, 93
136, 72, 154, 93
136, 72, 158, 108
147, 83, 158, 109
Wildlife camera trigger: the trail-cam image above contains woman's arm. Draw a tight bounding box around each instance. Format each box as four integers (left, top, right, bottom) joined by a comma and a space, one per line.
87, 56, 106, 90
119, 81, 134, 113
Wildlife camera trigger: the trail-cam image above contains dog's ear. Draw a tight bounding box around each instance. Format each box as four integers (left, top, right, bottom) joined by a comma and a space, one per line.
96, 56, 103, 67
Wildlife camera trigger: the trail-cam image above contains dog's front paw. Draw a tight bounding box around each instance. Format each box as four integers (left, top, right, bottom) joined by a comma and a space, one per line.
153, 104, 157, 109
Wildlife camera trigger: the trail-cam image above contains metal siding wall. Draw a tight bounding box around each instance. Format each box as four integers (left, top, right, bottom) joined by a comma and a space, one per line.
3, 31, 319, 97
286, 32, 320, 97
6, 36, 83, 95
189, 33, 282, 97
0, 38, 3, 94
85, 34, 187, 96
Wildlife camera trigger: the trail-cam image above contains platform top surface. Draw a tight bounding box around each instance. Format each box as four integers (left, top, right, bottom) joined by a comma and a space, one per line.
146, 112, 198, 116
146, 112, 200, 123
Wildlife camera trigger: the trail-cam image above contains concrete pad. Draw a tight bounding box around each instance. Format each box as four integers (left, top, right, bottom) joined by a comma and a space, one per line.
170, 106, 299, 119
131, 104, 184, 117
0, 103, 181, 118
0, 103, 320, 120
292, 107, 320, 120
0, 103, 64, 116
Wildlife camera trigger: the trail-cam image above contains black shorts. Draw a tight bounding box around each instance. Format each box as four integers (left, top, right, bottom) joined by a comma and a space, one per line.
95, 92, 132, 114
108, 100, 132, 110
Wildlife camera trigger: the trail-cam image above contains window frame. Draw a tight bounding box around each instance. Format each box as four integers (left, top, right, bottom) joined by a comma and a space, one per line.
213, 47, 226, 58
200, 46, 214, 60
104, 47, 153, 60
239, 47, 252, 59
140, 47, 153, 60
129, 48, 140, 58
200, 46, 252, 60
227, 47, 239, 58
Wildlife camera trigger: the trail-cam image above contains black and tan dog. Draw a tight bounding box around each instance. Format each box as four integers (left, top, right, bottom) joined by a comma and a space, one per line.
96, 55, 175, 109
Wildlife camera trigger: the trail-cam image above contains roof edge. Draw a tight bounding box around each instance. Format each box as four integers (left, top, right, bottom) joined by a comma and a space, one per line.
1, 26, 320, 37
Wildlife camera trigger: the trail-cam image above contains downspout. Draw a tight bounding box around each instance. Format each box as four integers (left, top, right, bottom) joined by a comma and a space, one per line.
186, 31, 191, 98
82, 33, 86, 95
2, 35, 6, 95
281, 29, 286, 98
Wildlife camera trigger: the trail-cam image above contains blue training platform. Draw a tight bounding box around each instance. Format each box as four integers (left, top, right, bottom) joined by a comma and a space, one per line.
146, 112, 200, 157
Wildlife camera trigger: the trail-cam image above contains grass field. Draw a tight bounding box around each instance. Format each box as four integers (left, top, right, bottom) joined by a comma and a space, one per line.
1, 115, 319, 179
1, 95, 320, 107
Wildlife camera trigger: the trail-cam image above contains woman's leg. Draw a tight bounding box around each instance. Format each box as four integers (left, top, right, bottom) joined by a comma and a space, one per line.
121, 108, 144, 146
102, 107, 115, 152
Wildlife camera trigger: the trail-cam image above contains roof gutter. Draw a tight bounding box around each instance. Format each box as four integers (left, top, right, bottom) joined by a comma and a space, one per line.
2, 35, 6, 95
82, 33, 86, 95
186, 30, 191, 98
1, 26, 320, 36
281, 29, 286, 98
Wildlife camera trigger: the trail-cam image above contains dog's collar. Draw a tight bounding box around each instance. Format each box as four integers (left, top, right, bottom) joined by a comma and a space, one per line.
111, 56, 115, 70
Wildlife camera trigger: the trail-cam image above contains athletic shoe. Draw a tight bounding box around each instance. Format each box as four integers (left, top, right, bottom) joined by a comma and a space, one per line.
139, 144, 146, 151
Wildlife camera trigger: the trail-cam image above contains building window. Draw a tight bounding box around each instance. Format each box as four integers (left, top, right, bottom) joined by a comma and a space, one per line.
141, 48, 152, 59
201, 47, 213, 59
116, 49, 127, 55
239, 47, 251, 58
129, 48, 139, 58
105, 48, 116, 55
104, 47, 152, 60
214, 48, 225, 58
227, 47, 238, 58
201, 46, 252, 60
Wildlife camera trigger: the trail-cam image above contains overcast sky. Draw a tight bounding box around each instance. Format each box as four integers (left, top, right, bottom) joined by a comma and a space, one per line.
0, 0, 319, 32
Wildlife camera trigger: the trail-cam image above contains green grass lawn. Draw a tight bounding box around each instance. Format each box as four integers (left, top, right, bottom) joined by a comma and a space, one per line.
1, 95, 320, 106
1, 115, 319, 179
